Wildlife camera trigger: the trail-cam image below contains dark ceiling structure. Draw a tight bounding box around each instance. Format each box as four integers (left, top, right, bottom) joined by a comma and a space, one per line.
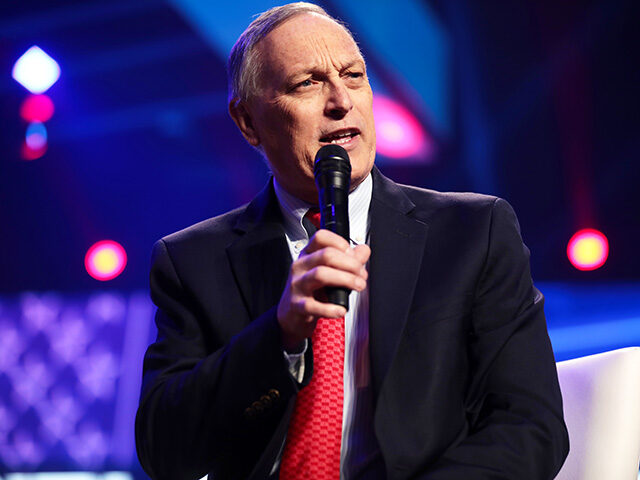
1, 0, 639, 292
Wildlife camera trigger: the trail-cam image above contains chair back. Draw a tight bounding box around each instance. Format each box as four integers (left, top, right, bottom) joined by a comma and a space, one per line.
555, 347, 640, 480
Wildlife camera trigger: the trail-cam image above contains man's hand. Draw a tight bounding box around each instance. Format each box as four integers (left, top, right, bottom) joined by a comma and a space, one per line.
277, 229, 370, 352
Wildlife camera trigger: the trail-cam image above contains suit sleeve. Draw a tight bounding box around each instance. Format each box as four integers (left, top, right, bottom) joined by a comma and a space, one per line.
135, 239, 308, 480
419, 198, 569, 479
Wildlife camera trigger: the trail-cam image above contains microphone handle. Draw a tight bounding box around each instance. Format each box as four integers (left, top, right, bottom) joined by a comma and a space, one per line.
319, 185, 350, 311
326, 286, 349, 311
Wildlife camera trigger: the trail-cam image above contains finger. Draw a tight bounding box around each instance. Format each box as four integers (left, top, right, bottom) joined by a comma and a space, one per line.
296, 246, 366, 277
291, 295, 347, 319
304, 229, 351, 254
295, 265, 367, 293
352, 244, 371, 265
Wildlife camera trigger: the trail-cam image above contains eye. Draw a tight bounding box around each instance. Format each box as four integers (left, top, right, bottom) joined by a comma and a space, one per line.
295, 79, 313, 89
348, 72, 364, 79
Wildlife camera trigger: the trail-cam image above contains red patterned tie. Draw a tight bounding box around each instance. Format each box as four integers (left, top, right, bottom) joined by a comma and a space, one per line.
280, 209, 344, 479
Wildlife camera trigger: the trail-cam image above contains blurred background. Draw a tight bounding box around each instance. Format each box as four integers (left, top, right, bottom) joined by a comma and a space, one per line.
1, 0, 638, 477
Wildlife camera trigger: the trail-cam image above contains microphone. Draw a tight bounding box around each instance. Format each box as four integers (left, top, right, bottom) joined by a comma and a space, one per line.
314, 144, 351, 310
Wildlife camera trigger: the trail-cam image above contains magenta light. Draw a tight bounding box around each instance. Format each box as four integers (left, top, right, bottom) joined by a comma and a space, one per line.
372, 95, 433, 160
12, 46, 60, 94
567, 229, 609, 271
85, 240, 127, 281
21, 142, 47, 161
20, 94, 55, 122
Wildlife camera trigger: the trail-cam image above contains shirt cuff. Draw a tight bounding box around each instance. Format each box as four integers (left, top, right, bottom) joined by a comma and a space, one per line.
283, 339, 308, 383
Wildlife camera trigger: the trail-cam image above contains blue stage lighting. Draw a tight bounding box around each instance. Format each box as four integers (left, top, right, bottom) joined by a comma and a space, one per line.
12, 46, 60, 94
25, 122, 48, 150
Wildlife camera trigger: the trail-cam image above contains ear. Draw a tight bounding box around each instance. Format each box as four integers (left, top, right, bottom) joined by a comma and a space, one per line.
229, 99, 260, 147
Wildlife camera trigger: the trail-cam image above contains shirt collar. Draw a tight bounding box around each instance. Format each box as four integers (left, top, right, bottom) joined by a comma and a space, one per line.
273, 172, 373, 244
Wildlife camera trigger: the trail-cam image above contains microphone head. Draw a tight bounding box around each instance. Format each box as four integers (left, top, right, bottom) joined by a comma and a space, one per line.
314, 144, 350, 163
314, 145, 351, 182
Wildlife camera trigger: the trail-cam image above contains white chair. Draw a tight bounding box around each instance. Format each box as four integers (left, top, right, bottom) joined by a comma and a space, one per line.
555, 347, 640, 480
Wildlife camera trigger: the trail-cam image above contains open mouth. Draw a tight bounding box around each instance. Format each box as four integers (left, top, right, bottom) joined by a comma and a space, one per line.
319, 128, 360, 145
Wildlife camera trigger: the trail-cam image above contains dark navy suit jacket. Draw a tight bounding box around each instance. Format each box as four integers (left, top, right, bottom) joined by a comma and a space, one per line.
135, 167, 569, 479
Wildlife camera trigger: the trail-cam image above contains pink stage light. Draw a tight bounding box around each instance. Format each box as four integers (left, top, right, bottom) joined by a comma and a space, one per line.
20, 142, 47, 161
20, 94, 55, 122
567, 229, 609, 271
372, 95, 432, 160
85, 240, 127, 281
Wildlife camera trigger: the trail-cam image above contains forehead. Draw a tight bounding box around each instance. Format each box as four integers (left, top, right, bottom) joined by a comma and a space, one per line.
256, 14, 363, 76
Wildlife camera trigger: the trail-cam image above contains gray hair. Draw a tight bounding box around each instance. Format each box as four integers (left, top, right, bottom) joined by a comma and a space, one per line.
227, 2, 354, 104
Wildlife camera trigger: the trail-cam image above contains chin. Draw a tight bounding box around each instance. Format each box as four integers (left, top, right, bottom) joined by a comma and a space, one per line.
351, 159, 374, 186
350, 170, 368, 190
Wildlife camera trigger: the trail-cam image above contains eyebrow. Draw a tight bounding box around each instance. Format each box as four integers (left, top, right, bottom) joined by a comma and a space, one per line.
283, 58, 366, 84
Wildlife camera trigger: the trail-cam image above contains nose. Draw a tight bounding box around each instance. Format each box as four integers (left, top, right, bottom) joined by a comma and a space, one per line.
324, 80, 353, 119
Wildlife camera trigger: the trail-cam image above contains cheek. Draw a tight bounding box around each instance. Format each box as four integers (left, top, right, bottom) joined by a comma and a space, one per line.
283, 116, 317, 155
275, 109, 309, 150
356, 94, 375, 136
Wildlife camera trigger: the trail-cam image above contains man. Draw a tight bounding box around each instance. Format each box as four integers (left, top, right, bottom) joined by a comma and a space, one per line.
135, 3, 569, 479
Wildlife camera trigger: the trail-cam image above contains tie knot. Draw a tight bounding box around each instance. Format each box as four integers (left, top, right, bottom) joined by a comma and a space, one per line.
305, 208, 322, 230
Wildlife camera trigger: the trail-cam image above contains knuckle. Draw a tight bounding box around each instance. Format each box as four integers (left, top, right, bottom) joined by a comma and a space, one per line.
290, 276, 302, 291
294, 297, 308, 312
316, 229, 329, 240
300, 297, 314, 313
321, 249, 335, 264
291, 258, 306, 273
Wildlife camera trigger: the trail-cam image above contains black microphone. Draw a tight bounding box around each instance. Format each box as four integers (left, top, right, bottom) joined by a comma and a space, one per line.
314, 144, 351, 310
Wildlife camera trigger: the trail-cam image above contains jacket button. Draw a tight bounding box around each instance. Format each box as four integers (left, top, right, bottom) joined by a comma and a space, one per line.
243, 407, 255, 420
252, 400, 264, 413
268, 389, 280, 400
260, 394, 272, 408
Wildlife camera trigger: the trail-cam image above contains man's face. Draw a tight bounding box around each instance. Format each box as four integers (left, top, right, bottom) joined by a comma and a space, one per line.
237, 13, 376, 203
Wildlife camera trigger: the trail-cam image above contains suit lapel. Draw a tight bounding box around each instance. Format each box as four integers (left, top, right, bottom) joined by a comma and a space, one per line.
368, 168, 429, 398
226, 179, 292, 321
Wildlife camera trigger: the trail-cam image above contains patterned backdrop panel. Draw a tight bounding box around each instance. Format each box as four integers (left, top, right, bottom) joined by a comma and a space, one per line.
0, 292, 155, 472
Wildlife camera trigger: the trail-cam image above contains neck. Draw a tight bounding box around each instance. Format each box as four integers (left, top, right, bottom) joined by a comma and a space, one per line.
274, 174, 370, 205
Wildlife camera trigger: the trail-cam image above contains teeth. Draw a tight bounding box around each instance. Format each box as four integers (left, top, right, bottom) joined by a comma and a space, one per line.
324, 131, 356, 143
330, 136, 352, 144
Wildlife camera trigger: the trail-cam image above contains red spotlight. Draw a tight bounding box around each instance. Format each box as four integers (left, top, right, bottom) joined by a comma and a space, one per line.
20, 141, 47, 161
85, 240, 127, 281
567, 229, 609, 271
20, 94, 55, 122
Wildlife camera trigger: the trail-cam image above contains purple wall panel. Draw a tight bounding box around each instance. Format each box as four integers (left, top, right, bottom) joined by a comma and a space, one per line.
0, 292, 154, 472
